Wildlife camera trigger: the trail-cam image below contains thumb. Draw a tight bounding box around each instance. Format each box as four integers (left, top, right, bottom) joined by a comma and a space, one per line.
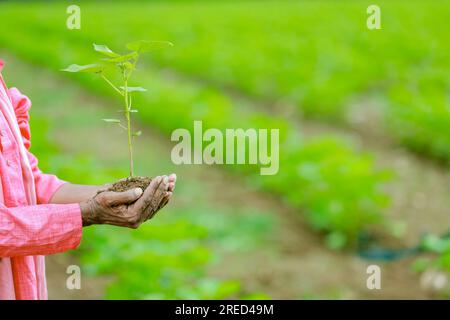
104, 188, 143, 206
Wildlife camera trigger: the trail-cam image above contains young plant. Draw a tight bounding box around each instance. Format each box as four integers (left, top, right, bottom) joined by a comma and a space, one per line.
62, 41, 173, 178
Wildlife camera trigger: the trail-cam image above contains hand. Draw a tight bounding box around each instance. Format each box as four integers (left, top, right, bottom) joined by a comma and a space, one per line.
80, 174, 176, 228
159, 173, 176, 212
138, 173, 176, 221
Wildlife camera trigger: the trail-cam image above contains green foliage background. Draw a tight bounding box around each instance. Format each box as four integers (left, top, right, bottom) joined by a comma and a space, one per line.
0, 0, 448, 299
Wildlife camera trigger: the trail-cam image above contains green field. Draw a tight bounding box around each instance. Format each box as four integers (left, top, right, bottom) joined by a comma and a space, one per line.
0, 0, 449, 299
0, 0, 394, 247
2, 0, 448, 161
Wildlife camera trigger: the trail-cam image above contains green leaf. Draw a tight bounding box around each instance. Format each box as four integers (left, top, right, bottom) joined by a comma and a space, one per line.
106, 52, 138, 63
61, 63, 104, 73
421, 235, 450, 253
123, 61, 134, 71
119, 86, 147, 92
132, 131, 142, 137
98, 60, 117, 71
102, 118, 121, 123
126, 40, 173, 53
93, 44, 119, 57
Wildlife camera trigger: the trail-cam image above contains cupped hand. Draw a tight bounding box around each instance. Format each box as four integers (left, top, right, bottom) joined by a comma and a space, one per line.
81, 174, 176, 228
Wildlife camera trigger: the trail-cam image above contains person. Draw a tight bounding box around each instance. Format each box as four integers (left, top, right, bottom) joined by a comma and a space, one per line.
0, 59, 177, 300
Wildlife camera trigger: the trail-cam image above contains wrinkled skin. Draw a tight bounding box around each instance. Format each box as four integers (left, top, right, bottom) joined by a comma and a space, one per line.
80, 174, 176, 228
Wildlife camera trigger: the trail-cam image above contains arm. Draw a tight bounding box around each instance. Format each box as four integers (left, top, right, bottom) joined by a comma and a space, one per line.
0, 202, 81, 257
2, 88, 174, 258
0, 179, 168, 257
49, 183, 105, 204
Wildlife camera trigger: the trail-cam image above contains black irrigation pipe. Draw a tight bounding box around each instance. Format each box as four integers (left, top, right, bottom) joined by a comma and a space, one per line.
356, 231, 450, 262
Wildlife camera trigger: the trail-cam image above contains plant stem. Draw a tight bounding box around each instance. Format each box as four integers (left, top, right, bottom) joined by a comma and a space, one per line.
101, 74, 123, 96
123, 78, 134, 177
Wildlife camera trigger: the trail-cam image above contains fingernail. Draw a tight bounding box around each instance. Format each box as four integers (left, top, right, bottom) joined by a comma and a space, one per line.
164, 176, 169, 183
134, 188, 143, 197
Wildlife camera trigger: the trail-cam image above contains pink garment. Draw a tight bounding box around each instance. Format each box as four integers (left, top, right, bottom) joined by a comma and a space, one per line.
0, 59, 82, 300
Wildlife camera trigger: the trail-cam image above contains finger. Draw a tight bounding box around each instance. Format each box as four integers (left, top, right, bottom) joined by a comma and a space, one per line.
143, 176, 169, 220
161, 175, 170, 191
153, 191, 171, 215
158, 191, 172, 211
168, 173, 177, 192
148, 190, 172, 220
132, 176, 163, 213
102, 188, 143, 206
148, 176, 169, 212
162, 190, 173, 206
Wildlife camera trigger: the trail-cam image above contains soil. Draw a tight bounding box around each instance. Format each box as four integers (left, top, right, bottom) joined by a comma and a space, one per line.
108, 176, 152, 192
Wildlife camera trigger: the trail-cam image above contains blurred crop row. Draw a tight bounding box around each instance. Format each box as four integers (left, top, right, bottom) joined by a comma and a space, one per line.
8, 62, 270, 299
0, 0, 395, 248
72, 0, 449, 163
0, 0, 448, 298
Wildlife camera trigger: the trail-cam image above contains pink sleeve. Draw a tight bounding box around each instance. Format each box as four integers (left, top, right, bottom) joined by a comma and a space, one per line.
8, 87, 67, 204
0, 203, 82, 257
0, 87, 83, 257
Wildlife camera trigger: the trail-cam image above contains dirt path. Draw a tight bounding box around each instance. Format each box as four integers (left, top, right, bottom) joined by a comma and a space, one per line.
2, 53, 449, 299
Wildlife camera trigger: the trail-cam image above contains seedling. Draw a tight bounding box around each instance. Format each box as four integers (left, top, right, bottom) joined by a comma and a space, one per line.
62, 40, 173, 190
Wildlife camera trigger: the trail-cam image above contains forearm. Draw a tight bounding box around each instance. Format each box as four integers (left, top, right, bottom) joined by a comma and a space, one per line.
49, 183, 103, 204
0, 203, 82, 257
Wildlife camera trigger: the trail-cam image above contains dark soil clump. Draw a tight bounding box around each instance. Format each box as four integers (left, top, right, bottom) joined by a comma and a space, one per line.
108, 176, 152, 192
